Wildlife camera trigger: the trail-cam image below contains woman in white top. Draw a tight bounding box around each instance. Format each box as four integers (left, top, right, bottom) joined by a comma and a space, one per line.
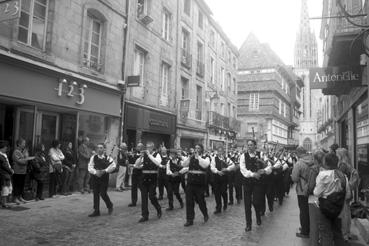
48, 140, 64, 197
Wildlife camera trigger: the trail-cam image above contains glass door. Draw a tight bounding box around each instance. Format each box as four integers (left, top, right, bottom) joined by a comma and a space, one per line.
36, 112, 59, 150
15, 108, 35, 150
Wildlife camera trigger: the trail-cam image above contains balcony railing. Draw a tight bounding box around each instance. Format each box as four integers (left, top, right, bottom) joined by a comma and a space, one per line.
196, 60, 205, 77
181, 49, 192, 69
208, 111, 242, 132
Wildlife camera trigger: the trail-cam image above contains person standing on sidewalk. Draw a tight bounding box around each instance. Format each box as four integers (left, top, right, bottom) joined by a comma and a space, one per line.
116, 143, 128, 192
240, 140, 268, 232
78, 137, 92, 194
62, 142, 76, 195
291, 146, 314, 238
30, 144, 48, 200
134, 142, 162, 222
88, 143, 116, 217
128, 143, 143, 207
182, 144, 210, 227
0, 140, 14, 209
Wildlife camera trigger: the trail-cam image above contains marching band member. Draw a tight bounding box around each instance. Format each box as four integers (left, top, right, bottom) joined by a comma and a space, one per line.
240, 140, 268, 232
182, 144, 210, 227
134, 142, 162, 223
88, 143, 116, 217
165, 148, 184, 210
210, 146, 235, 214
158, 146, 169, 200
128, 143, 144, 207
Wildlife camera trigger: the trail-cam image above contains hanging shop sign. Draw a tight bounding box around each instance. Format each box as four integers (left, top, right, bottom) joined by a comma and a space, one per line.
0, 0, 20, 22
309, 66, 362, 89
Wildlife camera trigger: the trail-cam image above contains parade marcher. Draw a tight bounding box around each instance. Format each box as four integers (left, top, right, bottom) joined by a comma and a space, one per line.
272, 149, 286, 206
165, 148, 184, 210
87, 143, 116, 217
260, 152, 273, 216
233, 151, 243, 204
291, 146, 314, 238
284, 152, 294, 197
158, 146, 169, 200
182, 144, 210, 227
240, 140, 268, 232
0, 140, 13, 209
116, 143, 129, 192
134, 142, 162, 222
78, 137, 92, 194
227, 150, 239, 205
210, 146, 235, 214
128, 143, 143, 207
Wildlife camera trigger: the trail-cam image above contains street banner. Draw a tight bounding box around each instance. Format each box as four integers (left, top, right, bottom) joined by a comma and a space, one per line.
0, 0, 20, 22
309, 66, 362, 89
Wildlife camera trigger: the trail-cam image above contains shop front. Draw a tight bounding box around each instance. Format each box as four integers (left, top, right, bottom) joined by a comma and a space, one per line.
124, 102, 176, 150
0, 54, 122, 152
176, 128, 206, 152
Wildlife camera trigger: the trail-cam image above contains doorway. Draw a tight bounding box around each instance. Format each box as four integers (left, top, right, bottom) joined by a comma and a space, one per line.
36, 112, 59, 150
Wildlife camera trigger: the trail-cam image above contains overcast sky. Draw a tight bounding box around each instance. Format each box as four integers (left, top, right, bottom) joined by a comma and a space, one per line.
205, 0, 323, 66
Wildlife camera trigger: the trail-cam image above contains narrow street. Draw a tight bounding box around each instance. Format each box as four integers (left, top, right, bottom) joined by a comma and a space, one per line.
0, 188, 322, 246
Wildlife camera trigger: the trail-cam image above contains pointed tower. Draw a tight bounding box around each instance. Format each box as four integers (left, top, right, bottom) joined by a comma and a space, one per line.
294, 0, 318, 68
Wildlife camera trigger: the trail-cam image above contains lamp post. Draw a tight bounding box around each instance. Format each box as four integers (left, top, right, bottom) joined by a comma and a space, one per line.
118, 80, 126, 144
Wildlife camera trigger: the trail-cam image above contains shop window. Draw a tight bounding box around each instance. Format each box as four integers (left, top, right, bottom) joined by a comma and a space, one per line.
83, 9, 106, 72
18, 0, 48, 50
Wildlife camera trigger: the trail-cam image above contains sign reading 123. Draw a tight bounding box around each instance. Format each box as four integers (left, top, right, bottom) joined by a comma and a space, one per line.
0, 0, 20, 22
55, 79, 87, 105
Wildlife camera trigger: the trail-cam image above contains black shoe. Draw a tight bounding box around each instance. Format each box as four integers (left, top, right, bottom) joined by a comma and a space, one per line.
88, 211, 100, 217
223, 205, 227, 211
128, 203, 136, 207
184, 221, 193, 227
214, 209, 221, 214
180, 201, 184, 209
204, 215, 209, 223
138, 217, 148, 223
108, 206, 113, 215
166, 207, 173, 211
245, 226, 252, 232
257, 218, 262, 226
296, 232, 309, 238
228, 201, 233, 205
157, 209, 162, 219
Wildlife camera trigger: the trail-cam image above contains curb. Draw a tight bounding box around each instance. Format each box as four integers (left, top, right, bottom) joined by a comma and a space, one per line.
354, 218, 369, 244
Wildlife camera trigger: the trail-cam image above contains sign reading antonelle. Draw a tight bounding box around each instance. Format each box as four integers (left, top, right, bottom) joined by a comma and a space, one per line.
309, 66, 362, 89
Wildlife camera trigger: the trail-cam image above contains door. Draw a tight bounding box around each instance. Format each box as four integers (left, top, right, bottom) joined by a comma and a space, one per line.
15, 108, 35, 150
35, 112, 59, 150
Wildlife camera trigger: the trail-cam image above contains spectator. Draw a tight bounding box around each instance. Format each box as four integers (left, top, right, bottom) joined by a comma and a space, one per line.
12, 138, 33, 204
116, 142, 128, 191
0, 140, 14, 209
49, 140, 64, 197
291, 146, 314, 238
336, 148, 359, 242
313, 153, 350, 246
30, 144, 48, 201
62, 142, 76, 195
78, 137, 92, 194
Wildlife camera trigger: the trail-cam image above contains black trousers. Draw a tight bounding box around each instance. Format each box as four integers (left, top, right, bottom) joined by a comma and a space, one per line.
180, 175, 186, 192
243, 180, 264, 226
140, 178, 161, 219
13, 174, 26, 197
283, 169, 292, 195
274, 173, 284, 204
49, 172, 57, 197
297, 195, 310, 235
214, 179, 228, 210
167, 178, 183, 208
91, 175, 112, 212
229, 172, 243, 203
131, 173, 141, 205
264, 178, 275, 213
158, 173, 167, 198
186, 184, 208, 222
34, 178, 44, 199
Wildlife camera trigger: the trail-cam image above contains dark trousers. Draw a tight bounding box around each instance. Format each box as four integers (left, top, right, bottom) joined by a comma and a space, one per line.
243, 180, 264, 226
49, 172, 57, 197
91, 175, 112, 212
186, 184, 208, 222
141, 180, 161, 219
309, 203, 320, 246
34, 178, 44, 199
214, 179, 228, 210
157, 174, 168, 198
264, 180, 275, 212
283, 169, 292, 195
297, 195, 310, 235
167, 179, 183, 208
131, 174, 141, 205
62, 168, 72, 194
13, 174, 26, 197
234, 171, 243, 201
319, 211, 346, 246
180, 175, 186, 192
274, 174, 284, 204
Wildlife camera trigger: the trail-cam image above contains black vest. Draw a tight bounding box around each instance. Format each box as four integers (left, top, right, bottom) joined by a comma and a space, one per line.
215, 156, 228, 171
131, 153, 142, 176
142, 152, 158, 171
244, 151, 261, 172
187, 155, 209, 186
93, 155, 112, 170
117, 152, 127, 166
158, 155, 169, 177
169, 158, 182, 173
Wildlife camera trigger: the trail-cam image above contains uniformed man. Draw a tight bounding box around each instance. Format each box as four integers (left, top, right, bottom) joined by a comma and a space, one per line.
165, 148, 184, 210
88, 143, 116, 217
182, 144, 210, 227
157, 146, 169, 200
210, 147, 234, 214
240, 140, 269, 232
134, 142, 162, 222
128, 143, 144, 207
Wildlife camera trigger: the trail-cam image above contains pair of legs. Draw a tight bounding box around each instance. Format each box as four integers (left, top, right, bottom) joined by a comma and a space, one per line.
78, 168, 91, 193
243, 180, 264, 230
213, 180, 228, 212
167, 178, 183, 209
115, 166, 127, 190
129, 173, 141, 206
91, 175, 113, 215
185, 184, 208, 223
140, 176, 161, 220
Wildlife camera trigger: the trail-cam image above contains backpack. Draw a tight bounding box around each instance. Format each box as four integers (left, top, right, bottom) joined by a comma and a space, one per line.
318, 170, 347, 220
301, 163, 319, 195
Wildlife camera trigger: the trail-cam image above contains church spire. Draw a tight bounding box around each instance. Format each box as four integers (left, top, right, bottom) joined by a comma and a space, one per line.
294, 0, 318, 68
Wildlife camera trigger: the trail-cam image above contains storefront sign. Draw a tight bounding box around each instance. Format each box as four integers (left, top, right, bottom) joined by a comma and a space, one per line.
149, 119, 169, 128
0, 0, 20, 22
55, 78, 87, 105
310, 66, 362, 89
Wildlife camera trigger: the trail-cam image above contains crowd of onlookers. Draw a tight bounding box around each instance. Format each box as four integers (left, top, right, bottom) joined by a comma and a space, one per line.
0, 137, 121, 208
292, 144, 359, 246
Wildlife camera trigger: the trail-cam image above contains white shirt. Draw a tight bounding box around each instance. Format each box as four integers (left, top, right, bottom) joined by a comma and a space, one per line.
210, 155, 235, 174
88, 154, 116, 175
134, 152, 162, 168
240, 152, 270, 178
182, 155, 210, 169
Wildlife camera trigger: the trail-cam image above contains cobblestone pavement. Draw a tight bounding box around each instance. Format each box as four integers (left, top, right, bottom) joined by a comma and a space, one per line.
0, 188, 365, 246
